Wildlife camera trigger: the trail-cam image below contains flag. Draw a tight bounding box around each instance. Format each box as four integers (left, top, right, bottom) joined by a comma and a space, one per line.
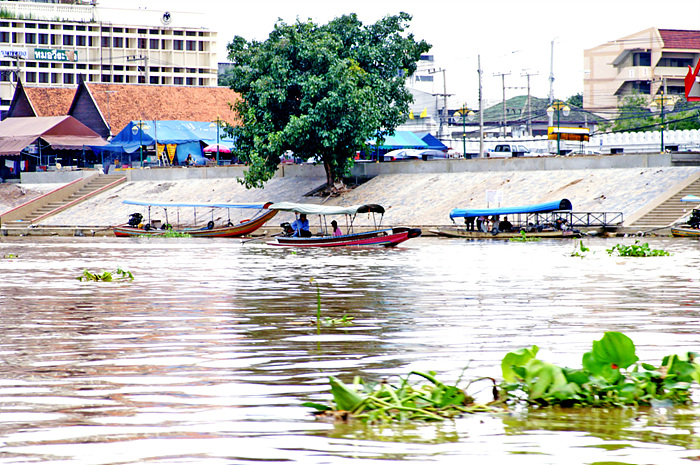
409, 110, 414, 120
420, 108, 428, 118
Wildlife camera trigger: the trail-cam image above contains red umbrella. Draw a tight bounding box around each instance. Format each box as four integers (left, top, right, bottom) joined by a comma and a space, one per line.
203, 144, 232, 154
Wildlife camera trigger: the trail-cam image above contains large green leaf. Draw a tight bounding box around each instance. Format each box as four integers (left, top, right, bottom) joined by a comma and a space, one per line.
329, 376, 365, 412
501, 346, 539, 383
583, 332, 638, 378
523, 359, 569, 400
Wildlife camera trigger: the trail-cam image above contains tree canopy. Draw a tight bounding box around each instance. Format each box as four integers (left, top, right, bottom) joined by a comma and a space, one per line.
225, 13, 431, 189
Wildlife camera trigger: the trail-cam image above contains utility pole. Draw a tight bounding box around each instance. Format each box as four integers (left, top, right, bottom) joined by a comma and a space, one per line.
478, 55, 484, 158
494, 71, 510, 137
549, 38, 557, 105
127, 55, 149, 83
428, 68, 452, 140
521, 71, 538, 137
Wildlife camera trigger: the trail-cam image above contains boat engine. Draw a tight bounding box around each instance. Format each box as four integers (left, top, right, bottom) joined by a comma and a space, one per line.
128, 212, 143, 227
280, 222, 294, 237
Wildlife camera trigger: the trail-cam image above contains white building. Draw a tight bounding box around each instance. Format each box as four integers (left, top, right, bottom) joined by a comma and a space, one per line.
0, 0, 218, 116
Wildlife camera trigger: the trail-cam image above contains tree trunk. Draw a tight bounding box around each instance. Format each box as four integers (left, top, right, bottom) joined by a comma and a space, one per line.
323, 161, 334, 188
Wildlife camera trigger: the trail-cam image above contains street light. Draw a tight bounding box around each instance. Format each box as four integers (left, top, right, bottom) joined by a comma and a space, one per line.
649, 91, 674, 153
210, 116, 222, 165
453, 105, 475, 158
546, 101, 570, 155
131, 120, 150, 167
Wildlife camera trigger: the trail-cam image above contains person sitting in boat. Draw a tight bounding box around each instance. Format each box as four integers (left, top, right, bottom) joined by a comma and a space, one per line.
331, 220, 343, 237
490, 215, 500, 233
292, 213, 312, 237
464, 216, 475, 231
499, 216, 513, 232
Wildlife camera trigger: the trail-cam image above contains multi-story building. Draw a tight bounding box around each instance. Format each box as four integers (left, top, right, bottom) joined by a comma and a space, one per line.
0, 0, 218, 116
584, 28, 700, 114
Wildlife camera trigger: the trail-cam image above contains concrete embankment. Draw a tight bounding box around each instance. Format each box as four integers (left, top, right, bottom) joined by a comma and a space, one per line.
3, 153, 700, 236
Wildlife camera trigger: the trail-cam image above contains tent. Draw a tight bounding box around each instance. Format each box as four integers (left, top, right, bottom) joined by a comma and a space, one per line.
90, 120, 235, 166
0, 116, 106, 157
367, 131, 429, 150
414, 132, 448, 151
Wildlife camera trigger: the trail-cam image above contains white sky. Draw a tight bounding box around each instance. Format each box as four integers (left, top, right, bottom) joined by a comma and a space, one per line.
101, 0, 700, 108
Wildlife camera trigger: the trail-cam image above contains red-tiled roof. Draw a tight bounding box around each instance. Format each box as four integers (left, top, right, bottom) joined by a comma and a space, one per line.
23, 87, 77, 117
659, 29, 700, 50
84, 84, 241, 135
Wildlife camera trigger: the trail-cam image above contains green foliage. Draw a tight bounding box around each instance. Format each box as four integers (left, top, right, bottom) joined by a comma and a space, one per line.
500, 332, 700, 407
305, 371, 496, 422
509, 230, 540, 242
570, 240, 590, 257
2, 253, 19, 259
226, 13, 431, 188
78, 267, 134, 282
606, 240, 671, 257
566, 93, 583, 108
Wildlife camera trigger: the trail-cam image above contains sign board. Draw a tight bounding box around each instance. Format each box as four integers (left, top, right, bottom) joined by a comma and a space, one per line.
33, 48, 78, 62
0, 49, 28, 59
685, 62, 700, 102
486, 189, 503, 207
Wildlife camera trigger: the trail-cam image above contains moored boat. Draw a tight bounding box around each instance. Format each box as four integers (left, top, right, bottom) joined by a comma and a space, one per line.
267, 202, 421, 247
113, 200, 277, 238
430, 198, 581, 239
670, 196, 700, 238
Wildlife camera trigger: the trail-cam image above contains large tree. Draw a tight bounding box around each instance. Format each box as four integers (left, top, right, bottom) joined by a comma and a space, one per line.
226, 13, 431, 189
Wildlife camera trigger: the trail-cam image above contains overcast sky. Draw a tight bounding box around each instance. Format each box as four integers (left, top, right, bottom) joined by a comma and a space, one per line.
102, 0, 700, 108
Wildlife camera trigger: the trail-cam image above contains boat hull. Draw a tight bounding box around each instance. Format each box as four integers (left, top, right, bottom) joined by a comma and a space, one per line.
113, 209, 278, 238
270, 227, 421, 247
671, 226, 700, 237
430, 228, 580, 239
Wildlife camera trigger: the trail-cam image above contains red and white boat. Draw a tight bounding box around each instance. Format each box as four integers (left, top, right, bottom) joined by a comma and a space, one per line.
113, 200, 277, 238
267, 202, 421, 247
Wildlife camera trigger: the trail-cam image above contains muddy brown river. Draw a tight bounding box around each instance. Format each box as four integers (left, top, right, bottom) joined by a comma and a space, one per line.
0, 236, 699, 464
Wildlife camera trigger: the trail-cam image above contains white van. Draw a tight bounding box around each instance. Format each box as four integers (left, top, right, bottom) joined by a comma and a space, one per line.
488, 144, 530, 158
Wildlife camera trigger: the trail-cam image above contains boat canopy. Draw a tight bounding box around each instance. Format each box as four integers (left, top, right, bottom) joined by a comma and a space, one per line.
269, 202, 385, 216
123, 200, 270, 209
681, 195, 700, 202
449, 199, 572, 219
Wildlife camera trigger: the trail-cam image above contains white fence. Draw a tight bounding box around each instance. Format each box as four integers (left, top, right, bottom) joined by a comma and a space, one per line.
449, 128, 700, 156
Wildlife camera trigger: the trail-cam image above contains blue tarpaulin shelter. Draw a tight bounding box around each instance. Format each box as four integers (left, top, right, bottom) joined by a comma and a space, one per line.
414, 132, 448, 151
90, 120, 235, 166
367, 131, 429, 150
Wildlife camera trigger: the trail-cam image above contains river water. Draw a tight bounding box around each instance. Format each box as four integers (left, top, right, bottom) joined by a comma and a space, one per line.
0, 235, 699, 464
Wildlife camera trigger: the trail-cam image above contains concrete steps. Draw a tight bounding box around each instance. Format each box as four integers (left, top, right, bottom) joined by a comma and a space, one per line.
630, 178, 700, 228
5, 174, 126, 225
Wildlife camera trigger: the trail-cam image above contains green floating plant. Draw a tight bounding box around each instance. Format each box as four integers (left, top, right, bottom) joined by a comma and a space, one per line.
509, 230, 541, 242
606, 240, 671, 257
571, 240, 590, 257
501, 332, 699, 407
303, 370, 499, 423
78, 267, 134, 282
2, 253, 19, 259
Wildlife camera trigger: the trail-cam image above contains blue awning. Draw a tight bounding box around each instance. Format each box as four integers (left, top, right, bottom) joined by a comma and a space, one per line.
368, 131, 429, 149
450, 199, 573, 219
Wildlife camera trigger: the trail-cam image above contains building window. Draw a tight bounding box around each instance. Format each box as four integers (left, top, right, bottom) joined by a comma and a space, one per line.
76, 63, 86, 70
102, 36, 110, 47
631, 81, 650, 94
633, 52, 651, 66
51, 73, 59, 84
138, 75, 145, 84
150, 29, 159, 35
64, 63, 74, 69
38, 62, 49, 68
657, 57, 694, 68
113, 27, 123, 33
76, 35, 86, 46
101, 74, 111, 83
150, 76, 159, 84
114, 74, 124, 83
25, 22, 36, 29
63, 35, 73, 46
25, 33, 36, 44
138, 38, 147, 49
199, 41, 205, 51
63, 74, 74, 84
76, 25, 86, 31
113, 37, 123, 48
51, 34, 59, 45
138, 28, 147, 34
149, 38, 159, 49
26, 72, 37, 83
668, 85, 685, 95
174, 40, 183, 50
89, 36, 97, 47
186, 31, 196, 37
39, 72, 49, 83
0, 31, 10, 43
63, 25, 74, 31
174, 76, 183, 85
186, 77, 195, 85
199, 78, 205, 86
26, 62, 36, 68
186, 40, 196, 51
38, 33, 48, 45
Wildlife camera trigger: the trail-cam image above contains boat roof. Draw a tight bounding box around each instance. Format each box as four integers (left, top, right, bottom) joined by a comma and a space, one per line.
268, 202, 385, 216
450, 199, 573, 219
123, 200, 270, 209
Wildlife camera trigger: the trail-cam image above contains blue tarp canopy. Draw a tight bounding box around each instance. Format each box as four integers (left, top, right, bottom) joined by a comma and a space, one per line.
450, 199, 573, 219
90, 120, 235, 165
415, 132, 448, 151
368, 131, 429, 150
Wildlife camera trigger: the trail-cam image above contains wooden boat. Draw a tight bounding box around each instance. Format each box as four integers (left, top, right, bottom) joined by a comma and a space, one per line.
671, 226, 700, 238
113, 200, 277, 238
267, 202, 421, 247
431, 199, 581, 239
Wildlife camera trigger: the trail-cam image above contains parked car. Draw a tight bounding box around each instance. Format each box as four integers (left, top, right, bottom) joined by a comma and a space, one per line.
487, 144, 530, 158
527, 148, 552, 157
417, 149, 449, 160
381, 149, 422, 161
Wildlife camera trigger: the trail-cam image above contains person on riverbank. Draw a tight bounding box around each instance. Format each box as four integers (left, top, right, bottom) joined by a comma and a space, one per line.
292, 213, 311, 237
